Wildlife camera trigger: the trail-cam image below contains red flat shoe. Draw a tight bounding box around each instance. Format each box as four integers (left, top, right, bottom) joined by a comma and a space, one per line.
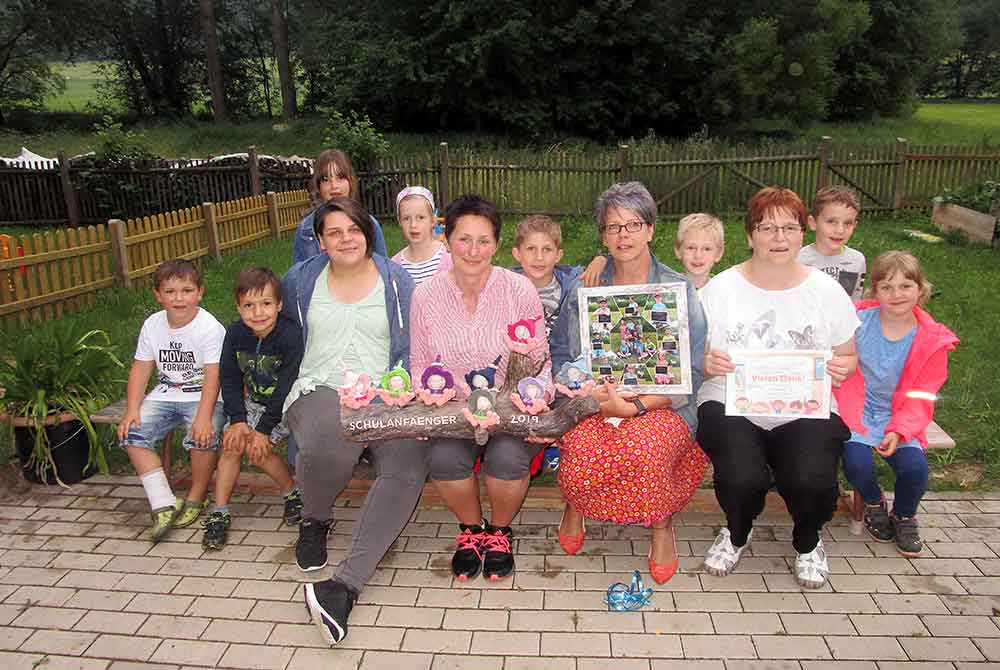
557, 506, 586, 556
648, 527, 679, 584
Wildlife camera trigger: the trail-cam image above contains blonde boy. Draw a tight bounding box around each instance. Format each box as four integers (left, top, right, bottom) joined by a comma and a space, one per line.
117, 259, 226, 543
798, 185, 866, 300
675, 213, 725, 290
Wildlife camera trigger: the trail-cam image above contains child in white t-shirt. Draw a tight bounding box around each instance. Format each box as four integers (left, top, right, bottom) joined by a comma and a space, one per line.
391, 186, 452, 284
117, 259, 226, 543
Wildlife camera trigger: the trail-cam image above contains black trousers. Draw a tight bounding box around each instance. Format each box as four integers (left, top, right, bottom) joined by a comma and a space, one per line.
696, 401, 849, 554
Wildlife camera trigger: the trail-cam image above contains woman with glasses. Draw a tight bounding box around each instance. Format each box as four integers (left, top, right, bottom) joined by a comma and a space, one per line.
554, 181, 709, 584
697, 186, 859, 589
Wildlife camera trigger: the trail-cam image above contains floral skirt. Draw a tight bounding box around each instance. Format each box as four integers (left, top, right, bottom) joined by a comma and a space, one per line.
557, 409, 708, 525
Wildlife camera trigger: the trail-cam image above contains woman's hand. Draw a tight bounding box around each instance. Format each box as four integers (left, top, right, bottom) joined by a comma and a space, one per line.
593, 381, 637, 419
826, 354, 856, 387
704, 347, 736, 378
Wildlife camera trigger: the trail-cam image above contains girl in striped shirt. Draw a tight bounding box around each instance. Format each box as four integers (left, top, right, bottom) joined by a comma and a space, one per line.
391, 186, 453, 285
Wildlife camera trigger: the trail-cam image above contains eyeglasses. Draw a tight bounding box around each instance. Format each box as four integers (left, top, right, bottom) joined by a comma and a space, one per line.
601, 220, 647, 235
754, 223, 803, 237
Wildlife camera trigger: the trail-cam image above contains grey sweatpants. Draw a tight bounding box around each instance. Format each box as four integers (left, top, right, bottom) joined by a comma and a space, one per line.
285, 388, 428, 592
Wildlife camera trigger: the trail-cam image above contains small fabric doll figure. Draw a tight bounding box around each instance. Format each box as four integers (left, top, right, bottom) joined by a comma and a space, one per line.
511, 375, 549, 415
339, 370, 377, 409
464, 355, 501, 392
555, 356, 596, 398
506, 316, 544, 355
376, 361, 415, 407
462, 388, 501, 428
417, 355, 456, 406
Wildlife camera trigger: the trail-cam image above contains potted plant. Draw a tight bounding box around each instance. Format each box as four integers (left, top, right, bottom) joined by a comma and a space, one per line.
932, 180, 999, 246
0, 326, 124, 486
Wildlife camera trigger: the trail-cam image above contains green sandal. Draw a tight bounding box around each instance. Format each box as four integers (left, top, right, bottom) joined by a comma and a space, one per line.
172, 497, 206, 529
149, 501, 181, 543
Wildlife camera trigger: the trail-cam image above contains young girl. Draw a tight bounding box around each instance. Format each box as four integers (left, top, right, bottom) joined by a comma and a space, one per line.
835, 251, 958, 557
390, 186, 452, 284
292, 148, 388, 264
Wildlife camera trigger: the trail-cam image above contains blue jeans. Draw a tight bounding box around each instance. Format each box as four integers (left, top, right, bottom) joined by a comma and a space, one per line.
120, 399, 226, 452
841, 441, 928, 519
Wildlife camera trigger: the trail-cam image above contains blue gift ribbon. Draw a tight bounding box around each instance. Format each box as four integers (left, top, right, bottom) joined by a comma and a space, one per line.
604, 570, 654, 611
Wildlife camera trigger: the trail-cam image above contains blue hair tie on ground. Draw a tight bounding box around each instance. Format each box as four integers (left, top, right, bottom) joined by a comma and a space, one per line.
604, 570, 654, 611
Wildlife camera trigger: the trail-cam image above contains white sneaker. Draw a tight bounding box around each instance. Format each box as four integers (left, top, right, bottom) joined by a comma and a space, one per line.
795, 539, 829, 588
704, 528, 752, 576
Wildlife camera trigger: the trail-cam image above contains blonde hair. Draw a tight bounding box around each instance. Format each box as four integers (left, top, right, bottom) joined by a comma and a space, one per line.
812, 185, 861, 218
675, 212, 724, 252
866, 250, 933, 306
514, 214, 562, 249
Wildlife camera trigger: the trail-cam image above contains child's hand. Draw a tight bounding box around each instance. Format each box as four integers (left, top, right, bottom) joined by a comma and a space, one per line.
581, 255, 607, 287
117, 409, 141, 443
246, 431, 272, 465
704, 348, 736, 377
222, 422, 250, 454
875, 432, 900, 457
191, 417, 216, 449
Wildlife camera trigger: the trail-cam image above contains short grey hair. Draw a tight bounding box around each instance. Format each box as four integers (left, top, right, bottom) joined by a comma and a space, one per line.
595, 182, 657, 232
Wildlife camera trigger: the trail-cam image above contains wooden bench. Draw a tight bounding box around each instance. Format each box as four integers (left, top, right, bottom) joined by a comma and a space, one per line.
846, 420, 955, 535
90, 399, 181, 484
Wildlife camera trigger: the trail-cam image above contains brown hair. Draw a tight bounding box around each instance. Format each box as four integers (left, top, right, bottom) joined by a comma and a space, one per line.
444, 194, 502, 243
234, 266, 282, 303
866, 250, 933, 306
152, 259, 202, 289
309, 149, 359, 205
514, 214, 562, 248
314, 197, 377, 258
811, 185, 862, 218
745, 187, 807, 236
675, 212, 724, 252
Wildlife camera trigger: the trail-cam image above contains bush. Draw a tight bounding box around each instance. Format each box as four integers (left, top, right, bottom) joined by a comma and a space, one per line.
322, 110, 389, 168
936, 181, 1000, 214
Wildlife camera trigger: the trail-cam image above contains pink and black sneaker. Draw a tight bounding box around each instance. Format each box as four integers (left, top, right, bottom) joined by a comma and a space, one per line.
452, 524, 485, 580
482, 524, 515, 581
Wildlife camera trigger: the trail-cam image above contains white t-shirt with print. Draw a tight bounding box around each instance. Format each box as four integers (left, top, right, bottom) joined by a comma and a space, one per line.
698, 265, 860, 429
135, 308, 226, 402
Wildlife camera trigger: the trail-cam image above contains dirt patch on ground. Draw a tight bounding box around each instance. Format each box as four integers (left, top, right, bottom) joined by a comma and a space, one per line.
929, 461, 987, 489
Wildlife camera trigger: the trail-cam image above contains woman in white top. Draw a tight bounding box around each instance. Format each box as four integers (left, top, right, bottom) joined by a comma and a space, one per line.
697, 186, 859, 589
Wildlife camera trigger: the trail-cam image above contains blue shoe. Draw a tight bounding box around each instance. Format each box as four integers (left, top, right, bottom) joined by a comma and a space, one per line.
542, 446, 560, 472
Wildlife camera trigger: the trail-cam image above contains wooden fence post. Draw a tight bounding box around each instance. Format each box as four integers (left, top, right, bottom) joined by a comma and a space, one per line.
58, 151, 81, 227
202, 202, 223, 261
438, 142, 450, 207
108, 219, 131, 289
248, 145, 261, 196
617, 145, 631, 182
892, 137, 908, 216
266, 191, 280, 238
817, 136, 832, 190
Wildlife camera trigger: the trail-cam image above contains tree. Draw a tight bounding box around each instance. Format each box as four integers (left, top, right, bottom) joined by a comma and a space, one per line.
271, 0, 296, 120
921, 0, 1000, 98
199, 0, 228, 121
0, 0, 76, 124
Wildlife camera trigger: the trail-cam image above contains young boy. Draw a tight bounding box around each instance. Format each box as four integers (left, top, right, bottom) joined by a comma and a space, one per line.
117, 259, 227, 543
797, 185, 867, 300
675, 212, 725, 291
202, 267, 305, 550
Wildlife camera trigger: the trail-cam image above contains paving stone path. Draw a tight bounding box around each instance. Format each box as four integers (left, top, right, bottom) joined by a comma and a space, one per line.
2, 475, 1000, 670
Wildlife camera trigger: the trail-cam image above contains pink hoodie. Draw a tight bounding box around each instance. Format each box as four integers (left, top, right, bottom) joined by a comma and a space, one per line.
834, 299, 959, 449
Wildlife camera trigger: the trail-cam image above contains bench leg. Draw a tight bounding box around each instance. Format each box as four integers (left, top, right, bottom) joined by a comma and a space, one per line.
849, 490, 864, 536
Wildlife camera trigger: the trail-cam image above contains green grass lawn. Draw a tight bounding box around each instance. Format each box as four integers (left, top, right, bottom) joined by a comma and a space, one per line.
2, 211, 997, 489
45, 61, 120, 113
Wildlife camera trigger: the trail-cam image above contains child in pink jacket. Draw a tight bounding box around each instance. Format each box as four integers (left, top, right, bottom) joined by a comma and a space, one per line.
835, 251, 958, 557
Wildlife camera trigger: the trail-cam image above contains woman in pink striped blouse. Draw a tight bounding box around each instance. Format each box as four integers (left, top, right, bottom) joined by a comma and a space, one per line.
410, 195, 552, 582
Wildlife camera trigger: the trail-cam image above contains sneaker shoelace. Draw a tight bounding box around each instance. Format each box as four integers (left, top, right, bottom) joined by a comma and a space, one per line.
455, 529, 485, 557
202, 512, 227, 531
481, 530, 512, 554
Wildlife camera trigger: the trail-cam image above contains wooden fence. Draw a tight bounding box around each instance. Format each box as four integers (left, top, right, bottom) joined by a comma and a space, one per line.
0, 190, 310, 329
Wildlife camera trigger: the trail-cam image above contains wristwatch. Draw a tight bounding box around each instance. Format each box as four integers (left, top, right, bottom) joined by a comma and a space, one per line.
630, 397, 647, 417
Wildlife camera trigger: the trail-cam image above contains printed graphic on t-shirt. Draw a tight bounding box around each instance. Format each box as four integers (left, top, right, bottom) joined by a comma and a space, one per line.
236, 351, 282, 399
157, 340, 204, 393
817, 266, 861, 297
725, 310, 820, 351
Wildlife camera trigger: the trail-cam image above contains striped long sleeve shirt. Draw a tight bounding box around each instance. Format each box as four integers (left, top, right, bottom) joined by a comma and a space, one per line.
410, 267, 552, 399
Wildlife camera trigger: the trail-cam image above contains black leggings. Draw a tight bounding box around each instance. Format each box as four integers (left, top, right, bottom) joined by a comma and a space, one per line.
696, 401, 849, 554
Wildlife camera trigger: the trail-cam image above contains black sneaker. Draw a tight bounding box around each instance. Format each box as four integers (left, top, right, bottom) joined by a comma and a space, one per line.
304, 579, 358, 645
296, 518, 332, 572
201, 511, 231, 551
893, 515, 923, 557
283, 490, 303, 526
452, 524, 485, 580
482, 524, 515, 581
864, 499, 893, 542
